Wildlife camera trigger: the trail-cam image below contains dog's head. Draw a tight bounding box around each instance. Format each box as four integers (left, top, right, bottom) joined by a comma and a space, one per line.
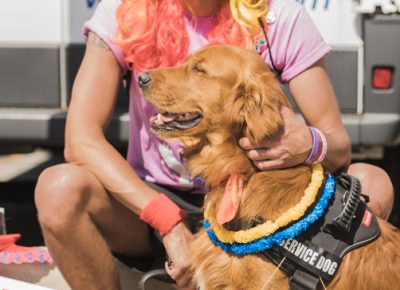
140, 45, 289, 146
140, 45, 313, 232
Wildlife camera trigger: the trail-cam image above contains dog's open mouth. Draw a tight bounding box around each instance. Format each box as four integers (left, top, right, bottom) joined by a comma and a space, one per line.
150, 111, 203, 131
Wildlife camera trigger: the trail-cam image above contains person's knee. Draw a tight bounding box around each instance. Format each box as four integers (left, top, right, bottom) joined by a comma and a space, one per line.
348, 163, 394, 219
35, 164, 91, 232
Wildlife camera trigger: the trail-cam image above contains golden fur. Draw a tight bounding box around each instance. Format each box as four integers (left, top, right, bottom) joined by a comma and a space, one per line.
141, 45, 400, 290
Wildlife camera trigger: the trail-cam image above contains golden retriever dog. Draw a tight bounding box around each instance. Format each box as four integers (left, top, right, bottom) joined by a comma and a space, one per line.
139, 45, 400, 290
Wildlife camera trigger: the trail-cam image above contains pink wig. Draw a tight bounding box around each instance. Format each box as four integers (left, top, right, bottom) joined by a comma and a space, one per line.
115, 0, 258, 72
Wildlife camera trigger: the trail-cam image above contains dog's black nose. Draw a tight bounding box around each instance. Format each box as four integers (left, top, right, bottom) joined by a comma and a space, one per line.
138, 72, 151, 88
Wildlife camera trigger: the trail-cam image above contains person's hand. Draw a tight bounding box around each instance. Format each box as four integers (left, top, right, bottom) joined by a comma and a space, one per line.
239, 106, 312, 170
163, 222, 196, 290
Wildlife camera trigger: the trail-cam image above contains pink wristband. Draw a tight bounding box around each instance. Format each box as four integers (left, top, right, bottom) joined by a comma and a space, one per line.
139, 194, 187, 237
314, 128, 328, 163
304, 127, 321, 165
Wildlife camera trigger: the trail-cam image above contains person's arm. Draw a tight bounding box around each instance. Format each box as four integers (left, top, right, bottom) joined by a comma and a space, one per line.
288, 59, 351, 172
66, 32, 195, 289
65, 32, 158, 212
239, 59, 351, 173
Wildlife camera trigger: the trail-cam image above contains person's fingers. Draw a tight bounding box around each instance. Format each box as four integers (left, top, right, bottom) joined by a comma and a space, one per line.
165, 261, 186, 281
165, 261, 177, 279
247, 147, 283, 161
165, 262, 195, 290
181, 279, 197, 290
176, 273, 194, 289
240, 135, 281, 150
247, 149, 265, 161
254, 159, 285, 170
239, 137, 255, 150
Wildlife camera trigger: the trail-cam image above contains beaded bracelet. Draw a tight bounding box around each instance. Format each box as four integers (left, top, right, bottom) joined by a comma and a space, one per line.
139, 193, 187, 237
304, 127, 321, 165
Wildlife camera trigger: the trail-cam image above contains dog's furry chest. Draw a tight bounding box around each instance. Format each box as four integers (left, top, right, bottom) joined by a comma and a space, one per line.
189, 171, 400, 290
191, 228, 289, 290
188, 168, 313, 289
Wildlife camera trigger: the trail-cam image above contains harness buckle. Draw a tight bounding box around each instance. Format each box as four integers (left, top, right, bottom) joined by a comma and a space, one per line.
289, 270, 321, 290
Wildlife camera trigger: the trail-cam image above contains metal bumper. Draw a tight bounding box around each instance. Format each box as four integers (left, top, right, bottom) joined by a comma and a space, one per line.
0, 108, 130, 147
0, 109, 399, 147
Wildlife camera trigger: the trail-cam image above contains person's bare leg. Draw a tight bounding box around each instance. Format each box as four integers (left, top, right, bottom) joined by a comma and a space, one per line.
348, 163, 394, 220
35, 164, 153, 290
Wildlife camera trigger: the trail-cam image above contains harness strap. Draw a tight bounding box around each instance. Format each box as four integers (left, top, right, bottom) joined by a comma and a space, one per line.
328, 174, 362, 234
260, 173, 380, 290
289, 270, 321, 290
262, 237, 341, 290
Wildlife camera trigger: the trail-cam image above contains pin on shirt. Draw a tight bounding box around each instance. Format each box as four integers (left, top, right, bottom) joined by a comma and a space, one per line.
254, 11, 276, 54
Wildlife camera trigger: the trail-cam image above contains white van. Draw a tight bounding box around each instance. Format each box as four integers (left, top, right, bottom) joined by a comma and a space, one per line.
0, 0, 399, 156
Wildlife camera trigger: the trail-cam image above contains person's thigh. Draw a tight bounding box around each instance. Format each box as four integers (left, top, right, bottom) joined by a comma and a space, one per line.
35, 163, 153, 257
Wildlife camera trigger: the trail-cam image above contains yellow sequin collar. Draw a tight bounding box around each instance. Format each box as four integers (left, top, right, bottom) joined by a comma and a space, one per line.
203, 164, 325, 244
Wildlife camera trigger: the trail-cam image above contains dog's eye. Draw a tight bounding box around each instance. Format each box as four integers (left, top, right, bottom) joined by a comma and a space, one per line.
192, 64, 206, 74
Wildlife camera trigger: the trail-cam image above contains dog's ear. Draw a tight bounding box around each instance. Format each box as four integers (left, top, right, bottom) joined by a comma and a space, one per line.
231, 70, 289, 144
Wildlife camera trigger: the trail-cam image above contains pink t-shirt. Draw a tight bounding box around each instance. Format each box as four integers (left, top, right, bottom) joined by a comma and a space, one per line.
82, 0, 330, 189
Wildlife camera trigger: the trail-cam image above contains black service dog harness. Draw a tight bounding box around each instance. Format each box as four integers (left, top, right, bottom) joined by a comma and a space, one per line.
261, 173, 380, 290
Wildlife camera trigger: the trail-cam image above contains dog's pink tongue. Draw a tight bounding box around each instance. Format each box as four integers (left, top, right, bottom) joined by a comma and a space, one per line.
216, 174, 244, 226
160, 114, 174, 122
149, 113, 174, 125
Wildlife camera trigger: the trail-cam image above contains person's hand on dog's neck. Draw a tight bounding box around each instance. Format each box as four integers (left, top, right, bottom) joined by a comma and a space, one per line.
183, 0, 222, 17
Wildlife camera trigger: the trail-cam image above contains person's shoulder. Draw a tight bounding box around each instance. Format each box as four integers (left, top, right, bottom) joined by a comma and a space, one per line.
269, 0, 304, 19
92, 0, 121, 15
100, 0, 122, 6
269, 0, 302, 11
99, 0, 122, 10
